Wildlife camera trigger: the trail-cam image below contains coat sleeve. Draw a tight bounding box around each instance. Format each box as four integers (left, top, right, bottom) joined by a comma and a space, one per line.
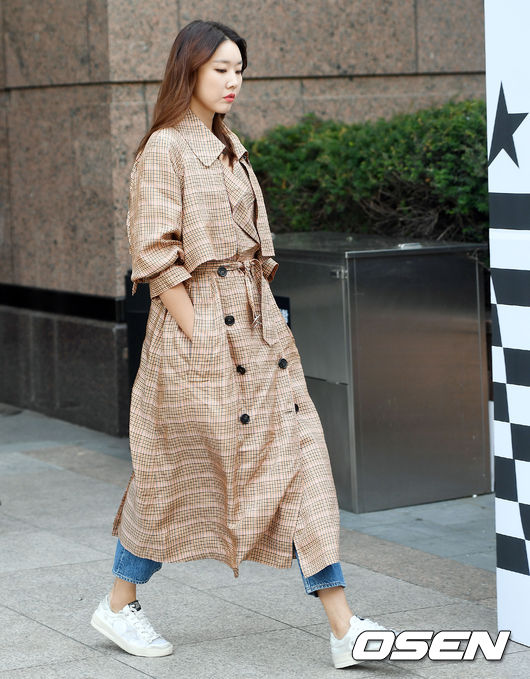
261, 257, 279, 283
127, 133, 192, 298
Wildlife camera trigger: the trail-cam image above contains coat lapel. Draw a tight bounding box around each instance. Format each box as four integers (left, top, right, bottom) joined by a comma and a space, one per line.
173, 107, 275, 256
222, 164, 260, 243
174, 107, 248, 166
239, 157, 275, 254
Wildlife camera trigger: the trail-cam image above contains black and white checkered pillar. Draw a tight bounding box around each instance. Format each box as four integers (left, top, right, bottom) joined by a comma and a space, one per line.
485, 0, 530, 647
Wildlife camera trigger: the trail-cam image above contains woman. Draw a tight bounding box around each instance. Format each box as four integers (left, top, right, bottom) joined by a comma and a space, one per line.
90, 20, 388, 669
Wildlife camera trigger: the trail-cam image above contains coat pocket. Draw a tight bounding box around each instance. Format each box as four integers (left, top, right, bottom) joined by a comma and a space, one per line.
169, 306, 202, 357
184, 277, 228, 383
185, 305, 203, 363
161, 306, 192, 373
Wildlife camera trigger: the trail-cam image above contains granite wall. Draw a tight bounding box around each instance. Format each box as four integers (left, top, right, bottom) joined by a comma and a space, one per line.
0, 1, 486, 433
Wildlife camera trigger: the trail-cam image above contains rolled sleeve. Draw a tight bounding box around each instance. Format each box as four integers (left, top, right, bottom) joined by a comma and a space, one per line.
147, 264, 192, 299
261, 257, 279, 283
127, 133, 191, 297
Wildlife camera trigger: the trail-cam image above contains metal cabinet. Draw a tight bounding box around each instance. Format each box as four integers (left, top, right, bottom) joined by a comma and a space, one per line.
269, 232, 490, 512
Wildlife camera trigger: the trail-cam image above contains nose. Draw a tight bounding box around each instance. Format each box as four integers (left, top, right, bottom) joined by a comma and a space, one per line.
227, 71, 239, 88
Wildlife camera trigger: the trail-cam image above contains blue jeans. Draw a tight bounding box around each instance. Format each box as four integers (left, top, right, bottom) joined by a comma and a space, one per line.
112, 538, 346, 597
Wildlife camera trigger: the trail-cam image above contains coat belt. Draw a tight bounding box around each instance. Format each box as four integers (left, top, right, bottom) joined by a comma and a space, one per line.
198, 258, 277, 347
236, 258, 277, 347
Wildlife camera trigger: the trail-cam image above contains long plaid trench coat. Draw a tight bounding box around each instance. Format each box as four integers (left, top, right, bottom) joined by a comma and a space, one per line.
112, 106, 341, 578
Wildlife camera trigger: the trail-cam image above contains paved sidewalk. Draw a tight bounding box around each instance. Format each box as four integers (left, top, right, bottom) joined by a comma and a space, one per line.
0, 403, 528, 678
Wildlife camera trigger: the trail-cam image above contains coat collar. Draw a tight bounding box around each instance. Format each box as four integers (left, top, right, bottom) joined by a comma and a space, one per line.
174, 107, 248, 167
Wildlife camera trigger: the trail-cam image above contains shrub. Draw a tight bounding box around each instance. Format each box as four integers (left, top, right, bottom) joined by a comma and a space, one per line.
241, 99, 488, 242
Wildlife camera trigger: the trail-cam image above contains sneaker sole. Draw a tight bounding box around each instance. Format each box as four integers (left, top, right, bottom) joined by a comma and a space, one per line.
334, 632, 392, 667
90, 610, 173, 657
332, 650, 364, 669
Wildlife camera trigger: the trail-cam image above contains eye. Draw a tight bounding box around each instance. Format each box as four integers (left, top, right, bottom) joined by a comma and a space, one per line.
216, 69, 243, 75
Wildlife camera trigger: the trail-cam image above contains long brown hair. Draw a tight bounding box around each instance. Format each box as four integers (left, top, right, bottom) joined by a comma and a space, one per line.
133, 20, 247, 167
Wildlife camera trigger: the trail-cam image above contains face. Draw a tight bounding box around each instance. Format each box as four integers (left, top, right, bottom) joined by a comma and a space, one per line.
191, 40, 243, 125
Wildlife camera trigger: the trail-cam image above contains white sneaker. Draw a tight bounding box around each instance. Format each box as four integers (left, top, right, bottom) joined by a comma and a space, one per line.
91, 594, 173, 657
330, 614, 392, 668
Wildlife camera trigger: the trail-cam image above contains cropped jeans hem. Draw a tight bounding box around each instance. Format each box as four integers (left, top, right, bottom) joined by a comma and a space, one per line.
112, 538, 162, 584
302, 580, 346, 595
293, 544, 346, 597
111, 538, 346, 596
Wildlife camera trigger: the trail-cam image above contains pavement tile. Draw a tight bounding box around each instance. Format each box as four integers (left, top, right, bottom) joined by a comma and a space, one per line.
0, 656, 150, 678
475, 597, 497, 610
209, 561, 459, 627
0, 559, 289, 651
0, 469, 125, 531
22, 445, 133, 487
339, 527, 496, 602
115, 626, 411, 679
0, 513, 35, 534
160, 552, 303, 591
453, 550, 497, 571
398, 650, 530, 679
0, 605, 97, 673
0, 451, 63, 475
51, 523, 122, 556
0, 409, 130, 460
339, 495, 493, 530
0, 530, 109, 573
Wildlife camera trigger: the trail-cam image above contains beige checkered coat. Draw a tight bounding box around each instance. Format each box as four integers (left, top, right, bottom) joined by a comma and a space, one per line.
112, 107, 341, 578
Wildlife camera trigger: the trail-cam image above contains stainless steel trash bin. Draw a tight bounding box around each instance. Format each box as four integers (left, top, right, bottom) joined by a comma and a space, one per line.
269, 231, 490, 512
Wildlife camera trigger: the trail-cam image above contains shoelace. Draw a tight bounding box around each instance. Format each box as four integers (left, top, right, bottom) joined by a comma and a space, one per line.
124, 607, 159, 643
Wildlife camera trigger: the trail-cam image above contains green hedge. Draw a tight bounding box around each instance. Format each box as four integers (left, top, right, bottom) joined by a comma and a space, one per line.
240, 99, 488, 242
